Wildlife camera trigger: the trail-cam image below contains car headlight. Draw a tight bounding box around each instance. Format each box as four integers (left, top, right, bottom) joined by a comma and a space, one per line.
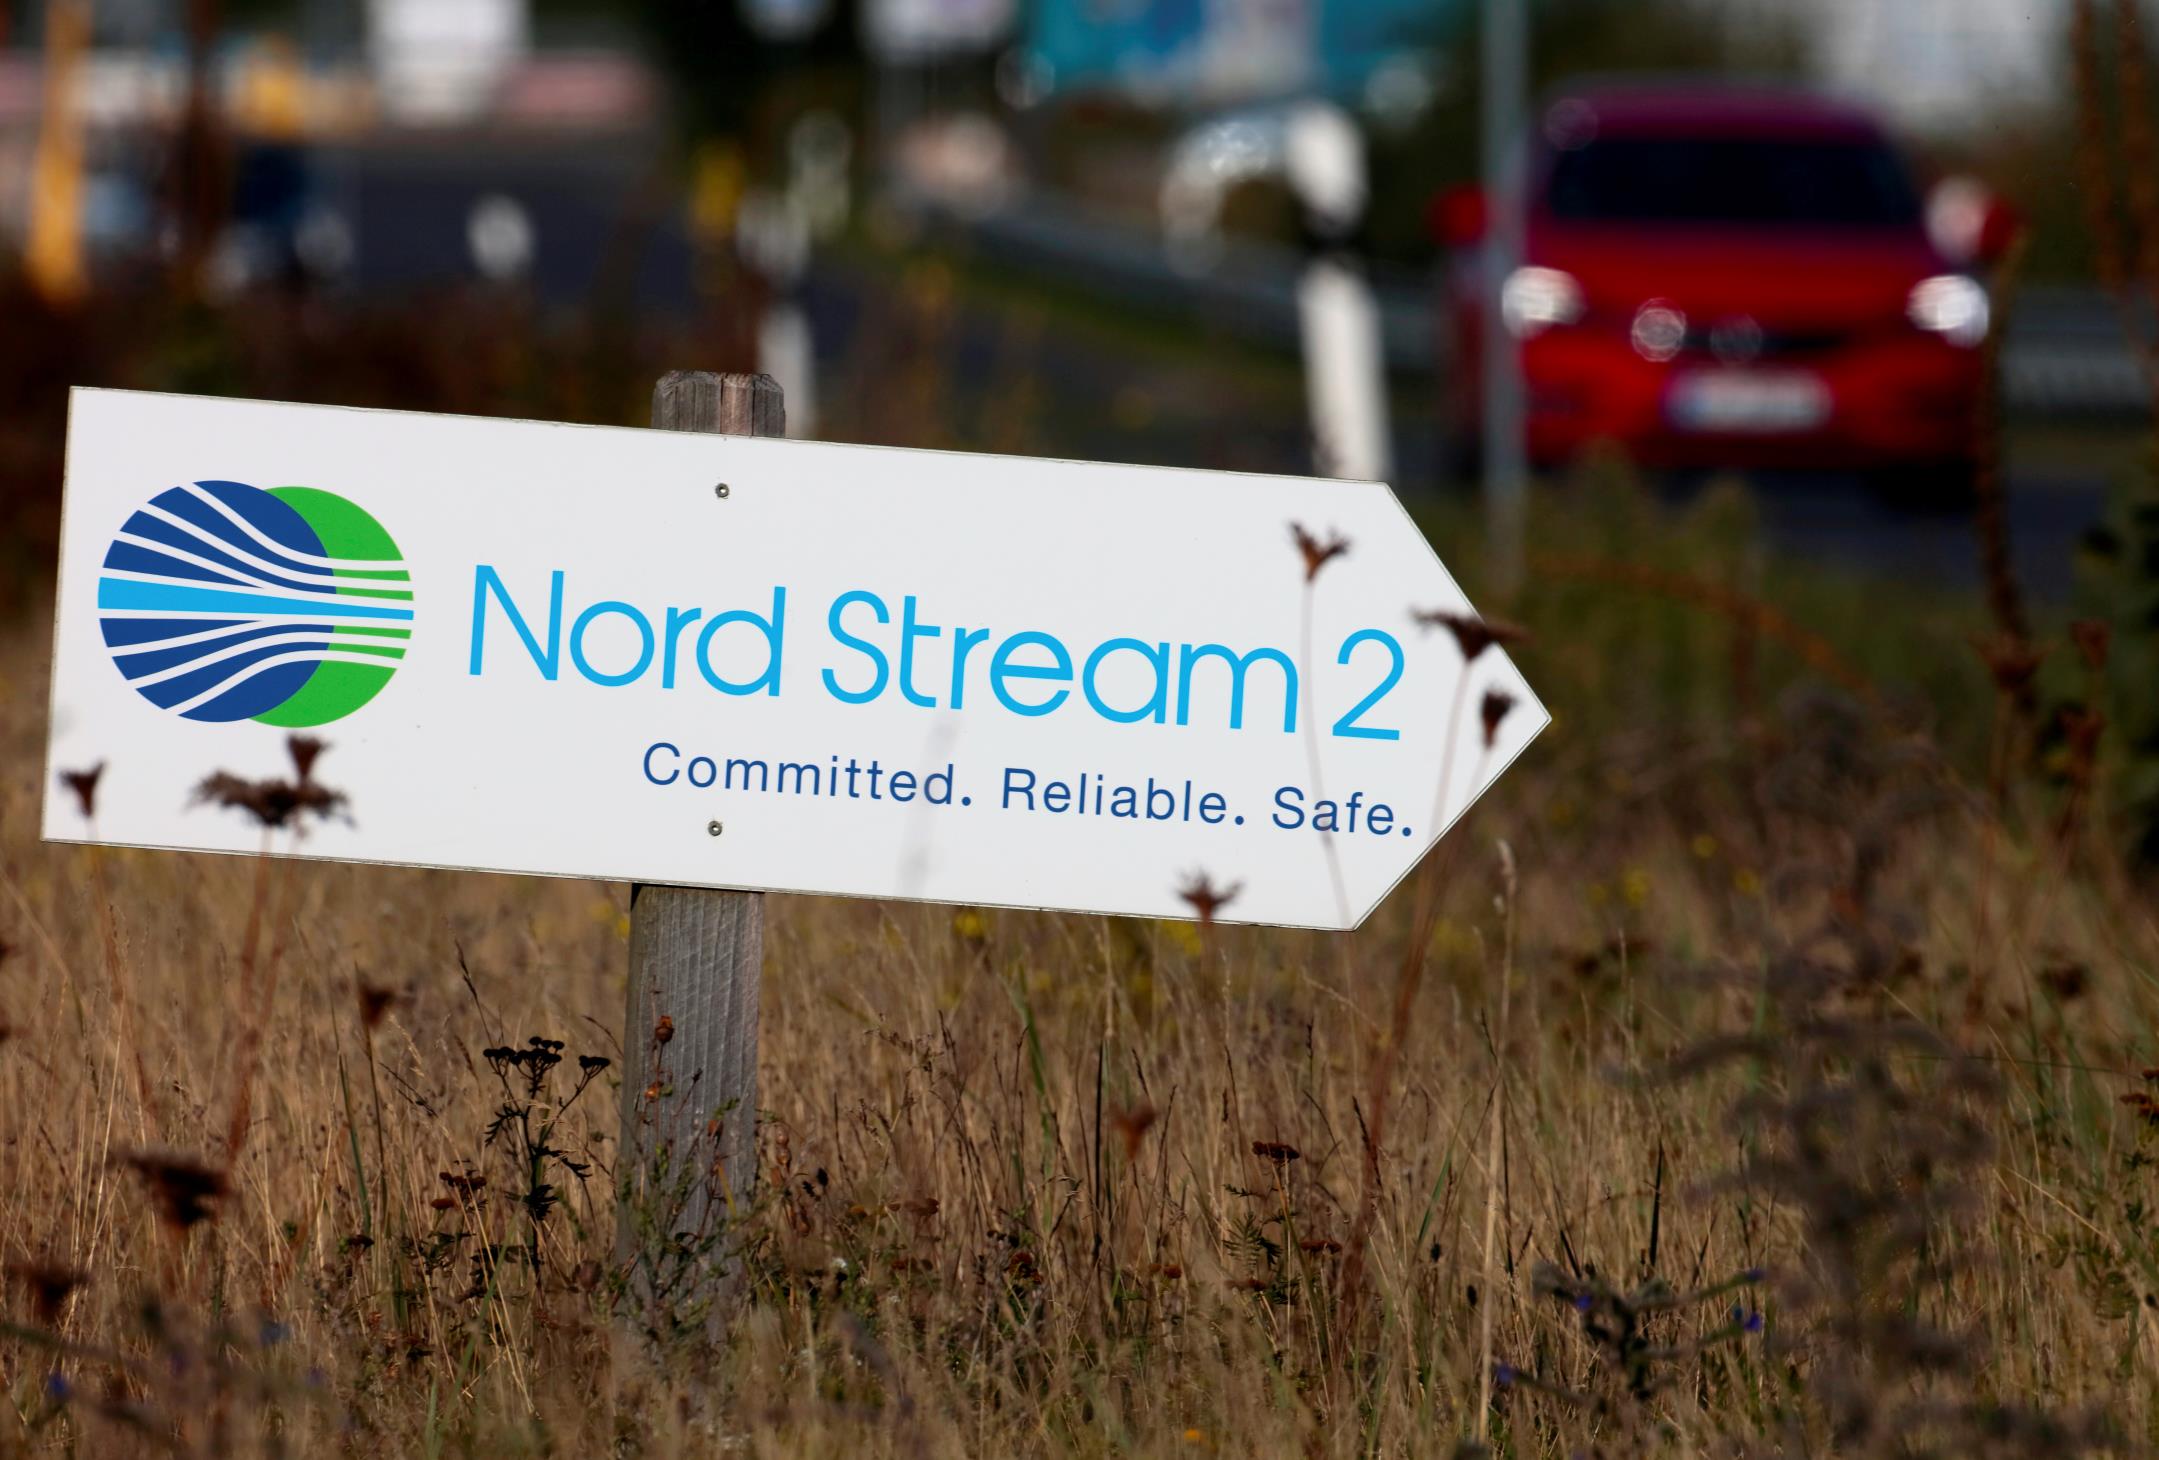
1630, 302, 1687, 362
1501, 266, 1585, 338
1908, 274, 1990, 347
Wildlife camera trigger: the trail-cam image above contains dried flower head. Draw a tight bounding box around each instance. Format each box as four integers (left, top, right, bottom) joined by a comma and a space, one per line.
118, 1149, 229, 1233
2040, 960, 2089, 1002
1971, 634, 2046, 697
1290, 522, 1350, 583
440, 1169, 486, 1198
356, 980, 402, 1031
653, 1014, 675, 1046
1111, 1103, 1158, 1162
6, 1260, 87, 1324
2119, 1091, 2159, 1128
1252, 1140, 1301, 1166
480, 1037, 564, 1095
1177, 872, 1243, 927
2060, 705, 2106, 758
58, 763, 104, 819
1480, 688, 1518, 749
286, 735, 327, 784
2069, 618, 2111, 673
193, 771, 347, 831
1569, 935, 1653, 980
1413, 610, 1529, 664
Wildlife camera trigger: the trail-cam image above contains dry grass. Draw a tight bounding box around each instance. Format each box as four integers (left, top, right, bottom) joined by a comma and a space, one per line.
3, 471, 2156, 1457
1, 206, 2155, 1452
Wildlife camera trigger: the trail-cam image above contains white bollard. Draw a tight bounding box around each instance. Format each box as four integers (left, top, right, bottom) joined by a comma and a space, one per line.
1285, 101, 1392, 483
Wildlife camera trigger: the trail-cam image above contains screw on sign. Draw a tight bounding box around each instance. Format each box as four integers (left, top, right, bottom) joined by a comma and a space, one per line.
41, 376, 1545, 1339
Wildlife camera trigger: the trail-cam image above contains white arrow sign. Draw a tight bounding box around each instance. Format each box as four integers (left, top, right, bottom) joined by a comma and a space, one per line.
42, 388, 1544, 930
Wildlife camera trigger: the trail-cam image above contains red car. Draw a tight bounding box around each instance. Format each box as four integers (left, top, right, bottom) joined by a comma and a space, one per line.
1436, 84, 2014, 487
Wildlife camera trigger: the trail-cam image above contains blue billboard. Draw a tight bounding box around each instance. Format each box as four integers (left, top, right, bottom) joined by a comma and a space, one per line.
1023, 0, 1465, 108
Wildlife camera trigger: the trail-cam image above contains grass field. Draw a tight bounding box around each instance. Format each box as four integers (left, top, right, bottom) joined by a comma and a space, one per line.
4, 436, 2156, 1457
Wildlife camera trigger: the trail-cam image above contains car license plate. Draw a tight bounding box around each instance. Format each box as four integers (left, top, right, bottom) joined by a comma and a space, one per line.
1667, 372, 1831, 433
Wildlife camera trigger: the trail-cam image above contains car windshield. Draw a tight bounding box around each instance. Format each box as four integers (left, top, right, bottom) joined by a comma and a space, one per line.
1542, 134, 1922, 228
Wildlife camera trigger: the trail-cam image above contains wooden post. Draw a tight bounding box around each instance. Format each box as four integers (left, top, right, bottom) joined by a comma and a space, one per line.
617, 371, 781, 1346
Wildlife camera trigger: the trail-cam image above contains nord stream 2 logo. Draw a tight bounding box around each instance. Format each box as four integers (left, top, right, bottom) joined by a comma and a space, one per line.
96, 481, 413, 725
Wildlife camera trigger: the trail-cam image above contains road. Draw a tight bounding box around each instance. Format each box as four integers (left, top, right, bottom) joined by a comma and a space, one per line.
311, 135, 2136, 601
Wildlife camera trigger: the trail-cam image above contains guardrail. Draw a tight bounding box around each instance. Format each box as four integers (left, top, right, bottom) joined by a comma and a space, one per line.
910, 187, 2152, 423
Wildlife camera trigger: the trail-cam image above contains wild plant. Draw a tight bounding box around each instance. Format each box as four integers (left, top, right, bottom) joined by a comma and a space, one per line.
1653, 692, 2115, 1458
470, 1035, 610, 1314
615, 1007, 755, 1368
2069, 0, 2159, 865
2, 1147, 327, 1457
1489, 1258, 1762, 1456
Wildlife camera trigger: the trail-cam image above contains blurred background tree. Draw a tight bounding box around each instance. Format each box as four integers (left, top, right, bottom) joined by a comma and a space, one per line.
1362, 0, 1806, 263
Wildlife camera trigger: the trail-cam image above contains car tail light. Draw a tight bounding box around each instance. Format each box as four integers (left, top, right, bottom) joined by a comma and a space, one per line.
1501, 267, 1585, 338
1907, 275, 1990, 347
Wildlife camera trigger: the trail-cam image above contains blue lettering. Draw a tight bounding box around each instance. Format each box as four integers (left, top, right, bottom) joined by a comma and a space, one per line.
1272, 786, 1307, 829
643, 742, 680, 785
1082, 638, 1171, 724
570, 600, 655, 686
696, 587, 787, 697
470, 566, 563, 679
1178, 643, 1297, 733
990, 632, 1072, 717
1332, 629, 1405, 741
823, 590, 890, 704
899, 595, 943, 708
950, 627, 990, 708
662, 606, 702, 689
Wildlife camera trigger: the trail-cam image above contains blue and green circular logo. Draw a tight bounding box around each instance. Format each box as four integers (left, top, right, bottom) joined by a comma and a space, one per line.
97, 480, 412, 725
